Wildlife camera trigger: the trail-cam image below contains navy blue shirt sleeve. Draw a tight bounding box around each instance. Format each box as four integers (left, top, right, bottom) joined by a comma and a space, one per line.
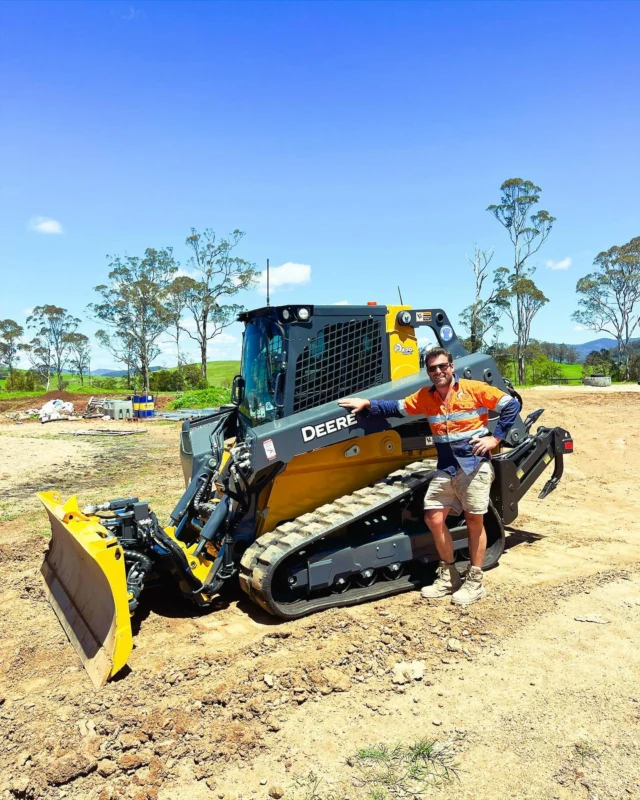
493, 397, 520, 440
366, 399, 404, 418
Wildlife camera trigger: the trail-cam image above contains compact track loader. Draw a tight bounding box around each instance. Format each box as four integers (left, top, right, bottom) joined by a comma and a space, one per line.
39, 304, 573, 686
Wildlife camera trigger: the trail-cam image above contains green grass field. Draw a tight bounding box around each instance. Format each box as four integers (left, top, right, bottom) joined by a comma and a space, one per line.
204, 360, 240, 386
0, 360, 240, 400
557, 363, 583, 379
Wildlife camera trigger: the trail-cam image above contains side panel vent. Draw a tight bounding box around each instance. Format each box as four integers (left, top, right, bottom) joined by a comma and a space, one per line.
293, 318, 384, 413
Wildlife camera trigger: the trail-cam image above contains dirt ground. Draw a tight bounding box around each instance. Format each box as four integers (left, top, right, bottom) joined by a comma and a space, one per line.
1, 386, 639, 800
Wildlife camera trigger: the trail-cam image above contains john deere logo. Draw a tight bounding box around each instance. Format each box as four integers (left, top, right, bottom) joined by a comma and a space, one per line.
301, 413, 358, 443
394, 343, 414, 355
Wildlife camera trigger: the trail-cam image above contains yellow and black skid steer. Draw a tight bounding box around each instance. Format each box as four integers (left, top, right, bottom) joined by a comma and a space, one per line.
39, 303, 573, 686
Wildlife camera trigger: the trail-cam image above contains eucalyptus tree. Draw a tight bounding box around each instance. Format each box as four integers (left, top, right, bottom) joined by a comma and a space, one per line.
488, 179, 555, 384
572, 236, 640, 379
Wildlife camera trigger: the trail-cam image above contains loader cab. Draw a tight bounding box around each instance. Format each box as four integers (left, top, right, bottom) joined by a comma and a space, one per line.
236, 304, 393, 427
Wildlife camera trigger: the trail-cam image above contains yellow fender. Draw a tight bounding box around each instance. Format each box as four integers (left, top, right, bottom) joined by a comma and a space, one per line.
39, 492, 133, 688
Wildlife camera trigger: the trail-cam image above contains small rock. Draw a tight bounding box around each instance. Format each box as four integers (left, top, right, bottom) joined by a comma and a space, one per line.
432, 719, 442, 727
316, 668, 351, 693
46, 754, 97, 785
447, 638, 462, 653
264, 674, 274, 688
260, 779, 267, 785
97, 759, 118, 777
117, 750, 151, 771
268, 787, 284, 799
391, 661, 425, 685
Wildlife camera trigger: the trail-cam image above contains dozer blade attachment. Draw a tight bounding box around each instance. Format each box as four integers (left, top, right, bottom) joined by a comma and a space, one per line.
39, 492, 133, 688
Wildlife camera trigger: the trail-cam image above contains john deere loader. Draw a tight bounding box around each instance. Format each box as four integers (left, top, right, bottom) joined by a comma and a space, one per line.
39, 304, 573, 687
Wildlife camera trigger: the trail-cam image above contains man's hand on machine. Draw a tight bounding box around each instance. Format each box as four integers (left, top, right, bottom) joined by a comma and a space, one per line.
338, 397, 371, 414
470, 434, 501, 456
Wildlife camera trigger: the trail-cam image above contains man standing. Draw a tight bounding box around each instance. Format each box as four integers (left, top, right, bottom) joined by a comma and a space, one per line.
338, 347, 520, 606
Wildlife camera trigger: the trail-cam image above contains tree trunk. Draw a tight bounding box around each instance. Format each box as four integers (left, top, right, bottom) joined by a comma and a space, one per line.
200, 342, 207, 381
142, 354, 149, 393
518, 354, 525, 385
200, 319, 207, 379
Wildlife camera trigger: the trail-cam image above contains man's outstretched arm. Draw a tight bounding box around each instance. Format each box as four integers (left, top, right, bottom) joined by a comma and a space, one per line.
338, 397, 407, 418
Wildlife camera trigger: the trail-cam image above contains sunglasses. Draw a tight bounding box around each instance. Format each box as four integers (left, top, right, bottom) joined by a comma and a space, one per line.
427, 362, 452, 373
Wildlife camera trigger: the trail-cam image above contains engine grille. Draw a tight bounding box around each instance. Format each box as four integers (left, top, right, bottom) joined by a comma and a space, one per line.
293, 317, 384, 413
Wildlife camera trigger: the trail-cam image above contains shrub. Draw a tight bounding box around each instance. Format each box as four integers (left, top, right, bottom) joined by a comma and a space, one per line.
167, 387, 231, 410
95, 377, 120, 390
5, 370, 45, 392
628, 354, 640, 382
149, 365, 208, 392
528, 355, 562, 385
149, 369, 184, 392
180, 364, 208, 390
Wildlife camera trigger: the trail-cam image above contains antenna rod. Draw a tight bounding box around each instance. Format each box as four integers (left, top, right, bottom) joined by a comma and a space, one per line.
266, 258, 270, 306
397, 285, 404, 304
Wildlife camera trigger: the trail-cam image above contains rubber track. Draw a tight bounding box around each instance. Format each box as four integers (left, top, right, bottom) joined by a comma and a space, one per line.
239, 459, 437, 619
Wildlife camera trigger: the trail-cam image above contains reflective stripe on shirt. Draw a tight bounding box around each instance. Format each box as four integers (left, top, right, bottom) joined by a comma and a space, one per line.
426, 407, 488, 425
432, 426, 489, 444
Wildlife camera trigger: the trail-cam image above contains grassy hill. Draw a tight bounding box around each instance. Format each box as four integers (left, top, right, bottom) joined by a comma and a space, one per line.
0, 361, 240, 399
205, 361, 240, 386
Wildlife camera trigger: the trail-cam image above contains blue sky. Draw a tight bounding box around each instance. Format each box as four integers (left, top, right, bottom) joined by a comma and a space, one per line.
1, 0, 639, 368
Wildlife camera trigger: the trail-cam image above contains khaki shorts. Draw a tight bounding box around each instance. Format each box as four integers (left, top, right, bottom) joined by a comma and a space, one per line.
424, 461, 494, 516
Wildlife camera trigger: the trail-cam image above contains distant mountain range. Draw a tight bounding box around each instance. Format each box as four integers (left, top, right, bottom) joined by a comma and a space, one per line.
570, 337, 640, 362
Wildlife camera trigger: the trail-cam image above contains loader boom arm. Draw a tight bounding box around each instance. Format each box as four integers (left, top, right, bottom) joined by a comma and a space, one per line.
491, 426, 573, 526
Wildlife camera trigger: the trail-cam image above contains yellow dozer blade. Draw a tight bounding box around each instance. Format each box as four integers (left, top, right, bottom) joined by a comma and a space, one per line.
39, 492, 133, 688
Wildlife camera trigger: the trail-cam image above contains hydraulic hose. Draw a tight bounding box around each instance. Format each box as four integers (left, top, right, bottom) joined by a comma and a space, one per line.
124, 550, 153, 611
194, 495, 230, 557
151, 514, 204, 594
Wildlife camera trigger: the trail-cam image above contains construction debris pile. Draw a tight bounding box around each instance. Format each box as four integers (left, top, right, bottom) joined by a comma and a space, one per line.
39, 399, 77, 423
83, 396, 109, 418
3, 395, 112, 424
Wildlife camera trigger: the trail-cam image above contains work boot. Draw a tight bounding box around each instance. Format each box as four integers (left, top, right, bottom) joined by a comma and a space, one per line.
452, 566, 486, 606
420, 561, 462, 599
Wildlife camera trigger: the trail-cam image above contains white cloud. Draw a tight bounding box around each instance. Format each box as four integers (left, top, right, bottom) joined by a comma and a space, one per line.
333, 300, 349, 305
28, 216, 64, 234
175, 267, 199, 279
22, 306, 34, 316
258, 262, 311, 295
546, 256, 572, 270
214, 333, 238, 345
574, 324, 587, 331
